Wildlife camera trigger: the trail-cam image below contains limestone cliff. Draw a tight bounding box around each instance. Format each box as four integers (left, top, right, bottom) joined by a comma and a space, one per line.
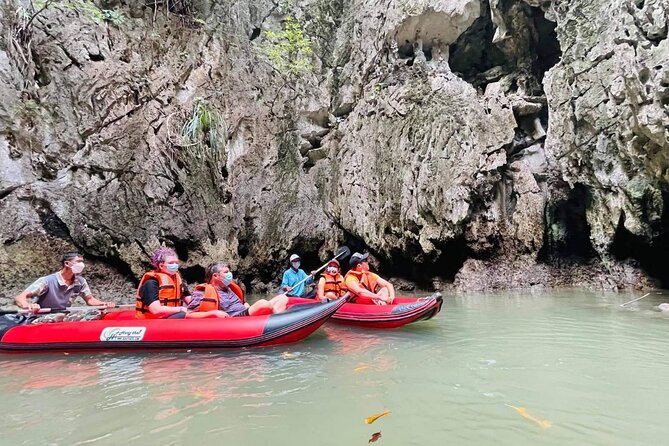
0, 0, 667, 304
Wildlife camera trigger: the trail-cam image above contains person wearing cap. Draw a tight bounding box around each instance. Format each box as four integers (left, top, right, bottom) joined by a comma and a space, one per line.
14, 251, 115, 311
344, 252, 395, 305
281, 254, 316, 298
316, 259, 347, 301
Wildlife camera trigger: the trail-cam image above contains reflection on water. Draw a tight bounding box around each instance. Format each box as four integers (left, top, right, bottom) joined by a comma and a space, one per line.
1, 290, 669, 445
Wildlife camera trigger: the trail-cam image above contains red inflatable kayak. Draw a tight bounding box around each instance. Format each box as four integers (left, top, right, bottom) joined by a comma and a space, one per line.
288, 293, 443, 329
0, 299, 345, 352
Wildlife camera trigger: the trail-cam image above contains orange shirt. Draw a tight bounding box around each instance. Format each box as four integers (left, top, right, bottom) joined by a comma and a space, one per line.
344, 270, 380, 297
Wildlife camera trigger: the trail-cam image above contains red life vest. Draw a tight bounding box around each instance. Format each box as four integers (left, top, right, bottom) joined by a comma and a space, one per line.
135, 271, 183, 319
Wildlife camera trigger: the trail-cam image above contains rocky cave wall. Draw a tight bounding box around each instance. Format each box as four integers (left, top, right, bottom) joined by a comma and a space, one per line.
1, 0, 668, 304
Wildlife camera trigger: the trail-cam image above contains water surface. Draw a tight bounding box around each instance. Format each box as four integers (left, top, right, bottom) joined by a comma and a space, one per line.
1, 290, 668, 445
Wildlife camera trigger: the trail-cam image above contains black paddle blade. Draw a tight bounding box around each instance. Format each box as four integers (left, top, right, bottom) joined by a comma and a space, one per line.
335, 246, 351, 260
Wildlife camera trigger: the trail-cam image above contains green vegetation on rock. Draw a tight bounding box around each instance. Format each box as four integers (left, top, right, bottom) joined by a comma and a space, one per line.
261, 16, 313, 78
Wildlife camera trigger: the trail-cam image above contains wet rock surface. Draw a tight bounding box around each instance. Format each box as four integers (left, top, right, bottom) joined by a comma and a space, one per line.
0, 0, 667, 301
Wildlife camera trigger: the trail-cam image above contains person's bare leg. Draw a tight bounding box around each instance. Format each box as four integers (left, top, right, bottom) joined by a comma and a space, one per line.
374, 288, 390, 304
324, 291, 338, 301
248, 299, 274, 316
270, 294, 288, 313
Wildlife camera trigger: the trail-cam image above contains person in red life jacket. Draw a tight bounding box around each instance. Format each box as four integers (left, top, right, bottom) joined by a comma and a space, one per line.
316, 259, 347, 301
135, 247, 191, 319
343, 252, 395, 305
15, 251, 115, 311
189, 263, 289, 316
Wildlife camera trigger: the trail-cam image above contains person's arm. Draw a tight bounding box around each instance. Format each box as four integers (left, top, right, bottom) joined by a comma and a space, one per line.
81, 278, 115, 307
14, 278, 48, 311
317, 277, 326, 300
181, 281, 192, 304
375, 277, 395, 302
345, 278, 380, 300
148, 300, 187, 316
305, 270, 315, 285
281, 271, 293, 292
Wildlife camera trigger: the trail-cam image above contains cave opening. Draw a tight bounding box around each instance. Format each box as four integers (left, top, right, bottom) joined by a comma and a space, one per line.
181, 264, 205, 283
539, 183, 598, 262
529, 6, 561, 83
369, 237, 470, 290
610, 192, 669, 286
448, 2, 510, 89
448, 1, 561, 92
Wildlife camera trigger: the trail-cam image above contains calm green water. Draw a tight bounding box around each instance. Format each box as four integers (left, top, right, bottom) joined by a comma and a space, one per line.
1, 291, 668, 446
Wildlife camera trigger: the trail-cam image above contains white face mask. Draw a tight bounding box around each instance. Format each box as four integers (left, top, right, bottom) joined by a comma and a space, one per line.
326, 266, 338, 274
70, 262, 85, 274
291, 261, 301, 269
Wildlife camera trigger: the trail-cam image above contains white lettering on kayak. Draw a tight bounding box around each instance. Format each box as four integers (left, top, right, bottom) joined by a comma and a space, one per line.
100, 327, 146, 342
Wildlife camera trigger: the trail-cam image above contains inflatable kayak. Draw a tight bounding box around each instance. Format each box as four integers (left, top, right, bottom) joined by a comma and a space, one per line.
0, 298, 345, 352
287, 293, 443, 329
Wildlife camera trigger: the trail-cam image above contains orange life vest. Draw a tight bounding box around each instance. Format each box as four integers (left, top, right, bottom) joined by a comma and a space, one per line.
191, 281, 245, 312
135, 271, 183, 318
193, 283, 219, 312
320, 272, 347, 297
344, 270, 379, 299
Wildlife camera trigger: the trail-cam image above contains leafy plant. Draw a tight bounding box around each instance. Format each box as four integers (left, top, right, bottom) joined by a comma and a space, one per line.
101, 8, 126, 26
180, 98, 226, 159
261, 16, 314, 78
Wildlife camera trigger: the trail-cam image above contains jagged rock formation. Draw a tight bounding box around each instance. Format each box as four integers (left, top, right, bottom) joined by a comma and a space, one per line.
0, 0, 667, 304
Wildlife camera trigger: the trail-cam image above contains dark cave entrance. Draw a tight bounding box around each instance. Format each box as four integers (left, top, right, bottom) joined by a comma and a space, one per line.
610, 191, 669, 287
448, 1, 562, 92
540, 183, 598, 263
339, 230, 469, 290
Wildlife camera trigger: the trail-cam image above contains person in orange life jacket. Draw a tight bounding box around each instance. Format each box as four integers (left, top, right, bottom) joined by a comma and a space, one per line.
135, 247, 191, 319
189, 263, 289, 316
316, 259, 347, 301
15, 251, 115, 311
343, 252, 395, 305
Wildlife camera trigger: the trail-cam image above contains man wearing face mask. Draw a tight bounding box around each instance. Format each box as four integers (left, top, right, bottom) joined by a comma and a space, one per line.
344, 252, 395, 305
281, 254, 316, 298
135, 247, 191, 319
14, 251, 115, 311
189, 263, 288, 316
316, 259, 347, 301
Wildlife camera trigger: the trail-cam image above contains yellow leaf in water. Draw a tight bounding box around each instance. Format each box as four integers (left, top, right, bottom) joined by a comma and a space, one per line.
506, 405, 552, 429
282, 352, 295, 359
365, 409, 390, 424
354, 365, 369, 372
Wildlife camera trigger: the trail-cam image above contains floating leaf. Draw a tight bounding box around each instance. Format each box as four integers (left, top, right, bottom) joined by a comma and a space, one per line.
506, 405, 552, 429
365, 409, 390, 425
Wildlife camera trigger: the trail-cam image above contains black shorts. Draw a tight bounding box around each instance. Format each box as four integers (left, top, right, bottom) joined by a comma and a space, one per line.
167, 311, 187, 319
233, 308, 250, 317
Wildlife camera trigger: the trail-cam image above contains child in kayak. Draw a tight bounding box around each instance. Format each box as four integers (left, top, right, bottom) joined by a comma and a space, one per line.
316, 259, 347, 301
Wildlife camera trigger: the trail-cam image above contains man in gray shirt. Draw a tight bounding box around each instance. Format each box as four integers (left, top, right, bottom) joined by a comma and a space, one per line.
14, 251, 115, 311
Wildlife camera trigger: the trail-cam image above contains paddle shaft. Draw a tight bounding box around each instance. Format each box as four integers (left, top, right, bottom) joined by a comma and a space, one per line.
284, 249, 350, 294
0, 304, 135, 315
620, 293, 651, 307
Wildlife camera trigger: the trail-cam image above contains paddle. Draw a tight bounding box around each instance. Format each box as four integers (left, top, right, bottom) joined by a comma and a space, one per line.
0, 304, 135, 315
620, 293, 651, 307
282, 246, 351, 295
